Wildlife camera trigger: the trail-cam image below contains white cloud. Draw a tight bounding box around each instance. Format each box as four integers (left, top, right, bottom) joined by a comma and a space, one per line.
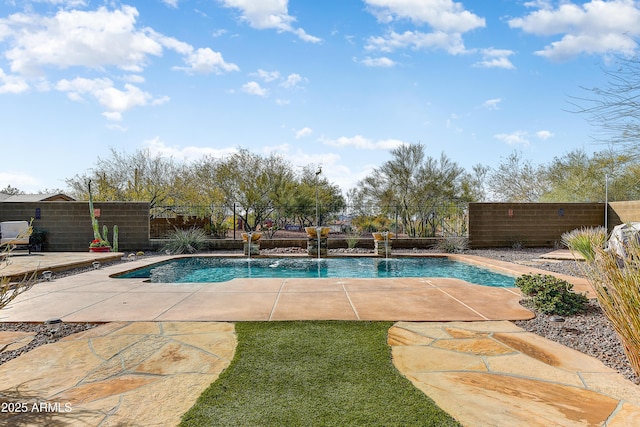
0, 68, 29, 93
217, 0, 321, 43
0, 5, 237, 119
143, 137, 238, 162
241, 81, 268, 97
32, 0, 87, 6
364, 0, 485, 33
280, 73, 303, 88
321, 135, 407, 150
56, 77, 169, 114
494, 131, 530, 147
295, 127, 313, 139
162, 0, 180, 7
361, 56, 397, 67
124, 74, 145, 83
178, 47, 240, 74
536, 130, 554, 140
275, 98, 290, 106
482, 98, 502, 110
253, 69, 280, 82
474, 48, 515, 69
365, 30, 466, 55
1, 6, 163, 76
509, 0, 640, 61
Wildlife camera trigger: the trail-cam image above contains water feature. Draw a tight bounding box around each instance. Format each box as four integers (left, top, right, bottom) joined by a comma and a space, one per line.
242, 231, 261, 259
316, 226, 322, 261
116, 256, 516, 287
383, 231, 390, 259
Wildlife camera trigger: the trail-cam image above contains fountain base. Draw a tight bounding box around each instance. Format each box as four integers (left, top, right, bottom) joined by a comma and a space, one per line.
372, 232, 394, 257
373, 240, 392, 257
307, 237, 327, 257
243, 241, 260, 256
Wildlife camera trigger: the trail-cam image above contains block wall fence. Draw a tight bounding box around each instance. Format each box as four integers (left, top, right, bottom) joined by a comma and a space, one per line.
468, 201, 640, 248
0, 201, 150, 252
2, 201, 640, 251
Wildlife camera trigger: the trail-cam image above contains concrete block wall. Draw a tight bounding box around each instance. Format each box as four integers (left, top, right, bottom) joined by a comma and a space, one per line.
608, 201, 640, 228
468, 202, 605, 248
0, 201, 150, 251
3, 200, 639, 251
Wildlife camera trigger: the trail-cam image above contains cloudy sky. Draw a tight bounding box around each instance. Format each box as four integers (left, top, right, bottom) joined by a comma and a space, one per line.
1, 0, 639, 194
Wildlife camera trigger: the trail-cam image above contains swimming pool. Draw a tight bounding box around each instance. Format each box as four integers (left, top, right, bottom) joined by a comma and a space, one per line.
117, 256, 516, 287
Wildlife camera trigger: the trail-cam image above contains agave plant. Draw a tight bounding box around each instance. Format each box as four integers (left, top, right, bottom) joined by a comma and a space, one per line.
563, 226, 640, 376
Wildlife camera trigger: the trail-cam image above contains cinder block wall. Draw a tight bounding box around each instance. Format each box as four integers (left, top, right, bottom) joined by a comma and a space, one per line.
468, 202, 605, 248
608, 201, 640, 228
0, 201, 150, 251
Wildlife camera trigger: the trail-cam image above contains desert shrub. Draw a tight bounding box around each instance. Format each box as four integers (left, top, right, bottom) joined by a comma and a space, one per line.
564, 226, 640, 376
434, 236, 469, 253
515, 274, 588, 316
162, 227, 208, 254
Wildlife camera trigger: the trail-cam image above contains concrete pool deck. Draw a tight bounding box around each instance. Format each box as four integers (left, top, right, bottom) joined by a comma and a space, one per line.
0, 251, 592, 323
2, 251, 638, 426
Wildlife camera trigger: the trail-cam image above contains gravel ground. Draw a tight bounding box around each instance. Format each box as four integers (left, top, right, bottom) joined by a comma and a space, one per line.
1, 247, 638, 386
468, 248, 639, 385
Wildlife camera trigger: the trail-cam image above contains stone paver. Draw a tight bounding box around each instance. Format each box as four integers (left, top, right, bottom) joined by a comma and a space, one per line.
0, 331, 35, 352
390, 321, 640, 426
0, 321, 236, 426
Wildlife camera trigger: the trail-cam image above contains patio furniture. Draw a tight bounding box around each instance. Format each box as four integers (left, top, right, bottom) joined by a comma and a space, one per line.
0, 220, 32, 254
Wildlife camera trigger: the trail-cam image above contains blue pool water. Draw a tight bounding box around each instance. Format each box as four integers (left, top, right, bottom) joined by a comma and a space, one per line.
117, 257, 515, 287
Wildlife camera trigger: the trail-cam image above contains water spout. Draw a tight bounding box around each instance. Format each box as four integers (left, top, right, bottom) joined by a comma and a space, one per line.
316, 226, 322, 261
247, 231, 253, 261
383, 231, 390, 259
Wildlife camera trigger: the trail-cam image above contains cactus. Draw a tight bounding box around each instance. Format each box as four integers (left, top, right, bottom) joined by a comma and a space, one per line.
88, 181, 102, 242
87, 180, 118, 252
102, 224, 110, 246
113, 225, 119, 252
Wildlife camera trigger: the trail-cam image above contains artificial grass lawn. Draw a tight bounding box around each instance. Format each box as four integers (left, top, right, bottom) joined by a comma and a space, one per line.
180, 321, 460, 426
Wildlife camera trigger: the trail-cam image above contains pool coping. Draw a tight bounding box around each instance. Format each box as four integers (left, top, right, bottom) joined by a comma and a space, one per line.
0, 252, 591, 323
112, 253, 518, 288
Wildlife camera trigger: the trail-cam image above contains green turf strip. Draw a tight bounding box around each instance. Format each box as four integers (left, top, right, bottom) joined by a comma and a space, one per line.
180, 321, 460, 427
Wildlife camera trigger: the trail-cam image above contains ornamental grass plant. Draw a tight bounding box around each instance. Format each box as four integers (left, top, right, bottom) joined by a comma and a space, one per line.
162, 227, 208, 254
563, 227, 640, 376
561, 227, 607, 262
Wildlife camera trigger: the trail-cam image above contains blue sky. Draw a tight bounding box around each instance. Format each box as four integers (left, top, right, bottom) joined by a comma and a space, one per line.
1, 0, 639, 194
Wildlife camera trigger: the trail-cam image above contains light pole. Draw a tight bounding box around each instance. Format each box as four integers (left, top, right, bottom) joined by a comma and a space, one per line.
315, 166, 322, 226
605, 174, 609, 232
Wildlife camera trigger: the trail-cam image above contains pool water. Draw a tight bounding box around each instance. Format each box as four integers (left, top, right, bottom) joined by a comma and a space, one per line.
117, 257, 515, 287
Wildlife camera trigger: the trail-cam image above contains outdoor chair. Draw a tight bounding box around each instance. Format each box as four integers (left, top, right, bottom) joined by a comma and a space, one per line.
0, 220, 32, 254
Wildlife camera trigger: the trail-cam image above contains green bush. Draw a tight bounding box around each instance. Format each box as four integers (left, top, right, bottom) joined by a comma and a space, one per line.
514, 274, 588, 316
162, 227, 208, 254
